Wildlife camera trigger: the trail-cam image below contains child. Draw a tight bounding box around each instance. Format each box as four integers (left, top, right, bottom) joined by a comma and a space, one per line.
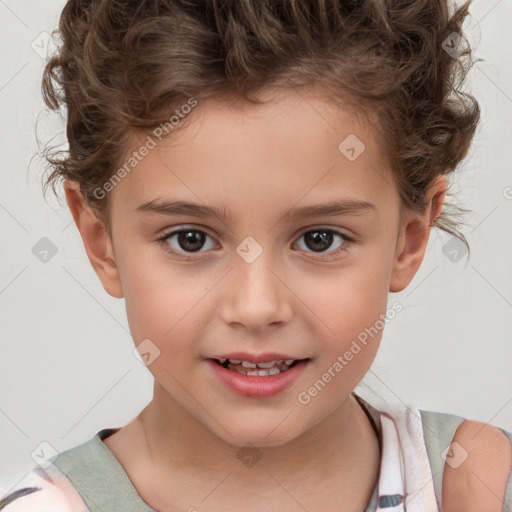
1, 0, 511, 510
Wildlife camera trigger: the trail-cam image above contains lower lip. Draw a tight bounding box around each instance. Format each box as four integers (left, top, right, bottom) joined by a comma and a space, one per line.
206, 359, 309, 398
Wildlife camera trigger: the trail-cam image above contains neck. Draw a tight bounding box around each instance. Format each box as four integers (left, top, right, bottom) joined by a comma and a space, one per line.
136, 381, 379, 486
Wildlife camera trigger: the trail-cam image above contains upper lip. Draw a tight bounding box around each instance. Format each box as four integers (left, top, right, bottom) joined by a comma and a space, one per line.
209, 352, 309, 363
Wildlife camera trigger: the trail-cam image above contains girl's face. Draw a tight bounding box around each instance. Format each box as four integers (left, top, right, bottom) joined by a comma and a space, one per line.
93, 88, 430, 447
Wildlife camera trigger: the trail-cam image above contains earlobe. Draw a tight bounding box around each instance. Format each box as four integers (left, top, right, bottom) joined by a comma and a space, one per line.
64, 180, 124, 299
389, 177, 447, 293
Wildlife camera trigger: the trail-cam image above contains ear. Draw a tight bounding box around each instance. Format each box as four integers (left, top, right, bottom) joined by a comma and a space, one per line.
64, 180, 124, 298
389, 176, 447, 293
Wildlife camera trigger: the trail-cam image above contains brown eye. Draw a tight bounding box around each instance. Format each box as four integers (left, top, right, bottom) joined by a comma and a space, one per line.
174, 230, 207, 252
295, 227, 353, 258
303, 230, 335, 252
158, 227, 217, 256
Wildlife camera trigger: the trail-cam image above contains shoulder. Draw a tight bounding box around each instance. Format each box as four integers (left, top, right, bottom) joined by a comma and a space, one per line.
0, 465, 89, 512
442, 418, 512, 512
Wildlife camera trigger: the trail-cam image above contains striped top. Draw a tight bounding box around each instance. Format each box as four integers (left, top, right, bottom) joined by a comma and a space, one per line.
1, 392, 511, 511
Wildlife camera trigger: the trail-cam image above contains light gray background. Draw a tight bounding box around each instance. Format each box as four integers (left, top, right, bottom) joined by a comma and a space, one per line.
1, 0, 511, 494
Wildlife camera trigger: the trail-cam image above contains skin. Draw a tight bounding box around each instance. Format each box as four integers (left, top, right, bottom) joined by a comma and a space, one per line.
443, 420, 511, 512
64, 86, 465, 511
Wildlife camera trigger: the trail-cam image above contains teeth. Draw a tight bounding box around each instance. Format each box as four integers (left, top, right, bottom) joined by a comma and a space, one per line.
228, 364, 248, 375
247, 367, 282, 376
217, 357, 301, 375
225, 358, 296, 367
226, 363, 291, 376
256, 361, 276, 368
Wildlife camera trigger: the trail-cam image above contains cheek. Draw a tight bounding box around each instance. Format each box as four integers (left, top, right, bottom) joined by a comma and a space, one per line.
294, 264, 390, 370
118, 251, 209, 352
299, 263, 389, 330
294, 272, 388, 407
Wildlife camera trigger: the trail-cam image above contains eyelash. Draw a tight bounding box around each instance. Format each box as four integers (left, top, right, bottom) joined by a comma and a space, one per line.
156, 225, 355, 261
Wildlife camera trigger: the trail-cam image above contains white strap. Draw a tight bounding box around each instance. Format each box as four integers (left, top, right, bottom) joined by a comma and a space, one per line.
377, 414, 406, 511
377, 407, 440, 512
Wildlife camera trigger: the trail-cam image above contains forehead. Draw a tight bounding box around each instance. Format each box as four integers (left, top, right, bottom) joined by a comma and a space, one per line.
111, 88, 398, 224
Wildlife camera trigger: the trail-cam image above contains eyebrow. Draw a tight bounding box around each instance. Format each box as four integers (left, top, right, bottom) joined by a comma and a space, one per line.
135, 198, 376, 223
136, 199, 235, 223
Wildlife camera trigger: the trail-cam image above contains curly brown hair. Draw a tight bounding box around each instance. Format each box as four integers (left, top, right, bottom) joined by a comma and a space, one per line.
40, 0, 480, 257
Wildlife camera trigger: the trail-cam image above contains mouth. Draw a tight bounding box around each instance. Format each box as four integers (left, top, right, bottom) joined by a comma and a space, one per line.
208, 357, 310, 376
206, 356, 311, 398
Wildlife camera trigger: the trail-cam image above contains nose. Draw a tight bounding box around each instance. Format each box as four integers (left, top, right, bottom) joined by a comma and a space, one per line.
220, 252, 293, 333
